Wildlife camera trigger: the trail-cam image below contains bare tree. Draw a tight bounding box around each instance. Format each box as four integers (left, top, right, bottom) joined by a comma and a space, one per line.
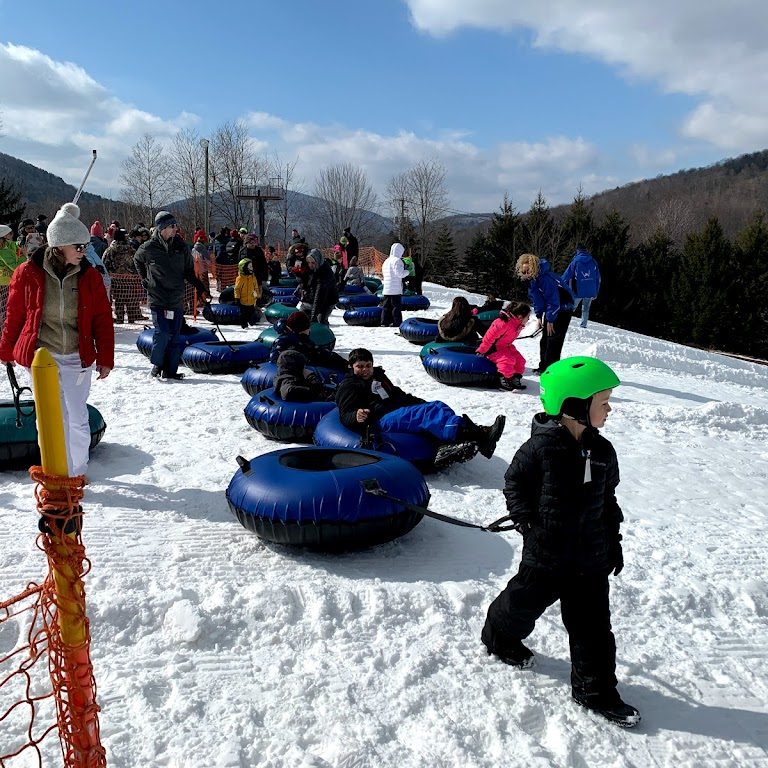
389, 159, 449, 289
210, 120, 267, 229
311, 162, 378, 246
638, 197, 695, 245
169, 128, 206, 234
267, 154, 303, 248
119, 133, 175, 225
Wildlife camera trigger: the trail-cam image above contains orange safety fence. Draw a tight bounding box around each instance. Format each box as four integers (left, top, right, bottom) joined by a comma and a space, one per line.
0, 468, 106, 768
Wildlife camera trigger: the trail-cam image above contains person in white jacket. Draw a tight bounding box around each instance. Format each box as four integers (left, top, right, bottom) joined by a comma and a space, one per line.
380, 242, 409, 327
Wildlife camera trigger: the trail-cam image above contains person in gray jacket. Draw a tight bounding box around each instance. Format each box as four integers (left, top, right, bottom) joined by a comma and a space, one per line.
134, 211, 209, 379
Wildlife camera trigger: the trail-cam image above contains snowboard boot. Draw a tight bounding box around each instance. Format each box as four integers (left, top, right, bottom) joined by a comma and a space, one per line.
572, 691, 641, 728
485, 638, 535, 669
500, 374, 526, 391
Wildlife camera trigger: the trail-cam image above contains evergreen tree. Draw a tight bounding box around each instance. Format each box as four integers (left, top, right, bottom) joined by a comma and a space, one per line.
0, 177, 25, 231
558, 190, 596, 272
519, 191, 558, 262
462, 232, 495, 293
673, 217, 734, 349
484, 194, 521, 297
430, 225, 456, 286
590, 210, 632, 327
732, 214, 768, 357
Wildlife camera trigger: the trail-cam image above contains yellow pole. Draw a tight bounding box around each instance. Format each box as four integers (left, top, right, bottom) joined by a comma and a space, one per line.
31, 348, 101, 763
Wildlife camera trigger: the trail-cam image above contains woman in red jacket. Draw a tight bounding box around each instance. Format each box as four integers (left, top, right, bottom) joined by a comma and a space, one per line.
0, 202, 114, 477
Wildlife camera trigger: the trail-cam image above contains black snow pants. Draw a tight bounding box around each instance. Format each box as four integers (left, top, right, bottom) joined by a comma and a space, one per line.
538, 309, 572, 373
481, 564, 618, 701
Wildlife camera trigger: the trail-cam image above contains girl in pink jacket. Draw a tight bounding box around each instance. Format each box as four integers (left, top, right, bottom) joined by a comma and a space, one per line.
476, 302, 531, 391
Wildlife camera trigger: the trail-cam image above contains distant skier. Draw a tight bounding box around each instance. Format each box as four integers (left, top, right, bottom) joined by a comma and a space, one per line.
562, 244, 600, 328
481, 356, 641, 728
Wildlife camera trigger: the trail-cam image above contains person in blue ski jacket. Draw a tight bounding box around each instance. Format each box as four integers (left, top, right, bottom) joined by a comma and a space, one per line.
562, 244, 600, 328
516, 253, 574, 375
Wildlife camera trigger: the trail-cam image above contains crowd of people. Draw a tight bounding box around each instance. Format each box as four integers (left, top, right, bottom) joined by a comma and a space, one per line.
0, 199, 635, 725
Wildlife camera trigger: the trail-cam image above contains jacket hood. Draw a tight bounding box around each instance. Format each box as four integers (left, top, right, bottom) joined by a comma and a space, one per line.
277, 349, 307, 375
389, 242, 405, 260
538, 259, 552, 275
574, 249, 594, 264
307, 248, 324, 268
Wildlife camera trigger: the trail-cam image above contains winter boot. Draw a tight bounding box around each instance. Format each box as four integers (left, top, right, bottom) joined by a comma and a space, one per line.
572, 691, 641, 728
479, 414, 506, 459
162, 372, 185, 380
500, 374, 526, 391
485, 638, 535, 669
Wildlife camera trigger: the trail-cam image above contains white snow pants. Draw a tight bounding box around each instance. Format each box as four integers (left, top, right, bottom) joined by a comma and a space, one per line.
43, 352, 94, 477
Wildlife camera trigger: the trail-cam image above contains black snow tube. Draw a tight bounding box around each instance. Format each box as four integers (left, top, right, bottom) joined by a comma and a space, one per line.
422, 345, 500, 388
136, 325, 218, 360
202, 302, 261, 326
0, 401, 106, 471
244, 388, 336, 443
182, 340, 271, 374
343, 307, 383, 326
226, 447, 429, 550
337, 293, 380, 309
401, 294, 430, 311
398, 317, 439, 344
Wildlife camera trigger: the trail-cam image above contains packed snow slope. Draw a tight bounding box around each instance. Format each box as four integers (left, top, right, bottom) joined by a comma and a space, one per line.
1, 283, 767, 768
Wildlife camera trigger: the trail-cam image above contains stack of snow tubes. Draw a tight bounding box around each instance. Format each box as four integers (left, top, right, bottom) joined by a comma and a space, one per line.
0, 401, 106, 471
264, 302, 298, 324
241, 363, 341, 396
421, 344, 499, 388
244, 388, 336, 443
226, 447, 429, 550
258, 323, 336, 352
399, 317, 439, 345
136, 325, 217, 360
343, 307, 383, 326
313, 410, 441, 473
182, 340, 271, 374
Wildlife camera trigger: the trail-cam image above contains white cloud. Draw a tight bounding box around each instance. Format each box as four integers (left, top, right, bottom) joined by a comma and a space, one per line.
405, 0, 768, 150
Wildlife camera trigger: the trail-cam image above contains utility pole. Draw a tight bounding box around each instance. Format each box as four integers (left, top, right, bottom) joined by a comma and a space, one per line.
200, 139, 209, 235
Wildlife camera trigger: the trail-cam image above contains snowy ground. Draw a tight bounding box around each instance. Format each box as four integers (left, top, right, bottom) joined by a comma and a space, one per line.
1, 283, 767, 767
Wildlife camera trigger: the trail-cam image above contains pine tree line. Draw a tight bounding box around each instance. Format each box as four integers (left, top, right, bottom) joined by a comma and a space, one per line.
449, 193, 768, 360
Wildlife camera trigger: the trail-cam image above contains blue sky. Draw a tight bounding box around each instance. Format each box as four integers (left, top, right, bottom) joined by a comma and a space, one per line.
1, 0, 767, 214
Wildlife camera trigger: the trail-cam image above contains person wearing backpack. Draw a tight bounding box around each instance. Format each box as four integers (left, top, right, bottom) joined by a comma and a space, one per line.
562, 244, 600, 328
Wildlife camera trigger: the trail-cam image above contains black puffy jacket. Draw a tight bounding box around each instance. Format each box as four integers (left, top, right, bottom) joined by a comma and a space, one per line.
503, 414, 623, 573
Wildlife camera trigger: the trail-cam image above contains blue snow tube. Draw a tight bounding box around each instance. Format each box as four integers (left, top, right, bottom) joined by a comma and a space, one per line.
241, 363, 341, 396
422, 344, 500, 388
202, 303, 262, 326
136, 325, 217, 360
337, 293, 380, 309
401, 294, 430, 312
340, 284, 365, 294
226, 447, 429, 549
399, 317, 439, 345
244, 388, 336, 443
343, 307, 383, 327
182, 340, 271, 374
1, 401, 106, 471
313, 409, 439, 473
267, 285, 300, 301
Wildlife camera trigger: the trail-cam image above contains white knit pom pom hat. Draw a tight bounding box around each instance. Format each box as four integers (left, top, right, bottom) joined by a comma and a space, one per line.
46, 202, 91, 247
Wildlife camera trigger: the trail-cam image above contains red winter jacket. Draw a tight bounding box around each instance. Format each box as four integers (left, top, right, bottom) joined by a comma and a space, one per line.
0, 249, 115, 369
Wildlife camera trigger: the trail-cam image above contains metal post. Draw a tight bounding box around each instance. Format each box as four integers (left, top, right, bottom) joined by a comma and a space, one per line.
200, 139, 210, 235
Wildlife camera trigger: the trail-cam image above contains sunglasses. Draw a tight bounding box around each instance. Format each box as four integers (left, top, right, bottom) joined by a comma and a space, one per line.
73, 244, 88, 253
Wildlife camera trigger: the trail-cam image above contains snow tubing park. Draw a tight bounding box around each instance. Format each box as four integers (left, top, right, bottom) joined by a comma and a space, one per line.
313, 409, 440, 472
182, 340, 271, 374
136, 325, 217, 360
226, 447, 429, 550
240, 363, 341, 396
337, 293, 380, 309
343, 307, 383, 327
422, 345, 500, 388
243, 388, 336, 443
202, 302, 262, 326
258, 323, 337, 352
1, 401, 106, 471
399, 317, 439, 344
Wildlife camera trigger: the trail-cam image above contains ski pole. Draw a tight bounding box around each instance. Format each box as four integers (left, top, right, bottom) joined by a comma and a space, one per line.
73, 150, 97, 204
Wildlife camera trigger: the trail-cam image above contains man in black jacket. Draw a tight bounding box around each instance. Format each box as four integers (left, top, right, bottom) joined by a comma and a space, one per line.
342, 226, 358, 262
335, 348, 505, 458
305, 248, 338, 324
134, 210, 209, 379
481, 356, 640, 727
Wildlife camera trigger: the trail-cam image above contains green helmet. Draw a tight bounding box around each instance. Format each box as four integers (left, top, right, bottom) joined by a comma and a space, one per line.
539, 356, 620, 416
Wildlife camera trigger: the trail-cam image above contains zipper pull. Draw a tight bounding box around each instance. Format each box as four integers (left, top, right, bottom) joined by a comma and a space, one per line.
583, 448, 592, 483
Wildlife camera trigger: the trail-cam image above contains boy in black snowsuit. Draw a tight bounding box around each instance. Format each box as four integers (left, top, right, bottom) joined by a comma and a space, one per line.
481, 356, 640, 727
274, 350, 334, 402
